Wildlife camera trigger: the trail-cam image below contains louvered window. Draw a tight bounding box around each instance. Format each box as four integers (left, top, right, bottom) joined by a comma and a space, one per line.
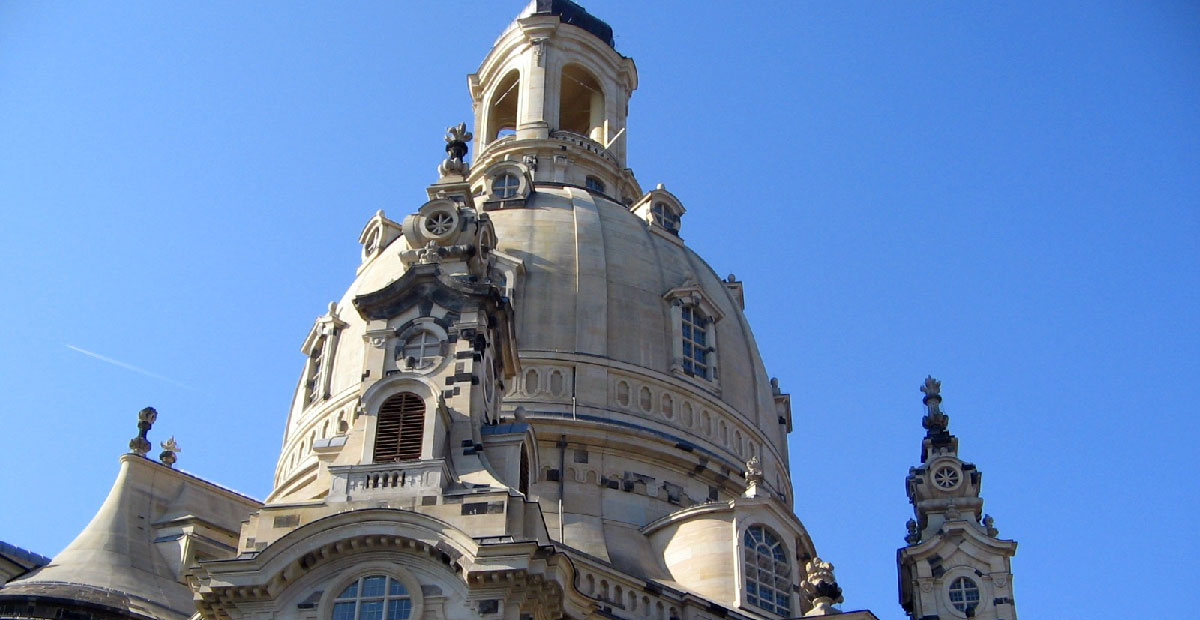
373, 393, 425, 462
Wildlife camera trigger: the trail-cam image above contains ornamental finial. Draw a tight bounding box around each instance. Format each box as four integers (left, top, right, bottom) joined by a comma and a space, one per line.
801, 557, 844, 616
129, 406, 158, 456
159, 436, 181, 468
437, 122, 472, 177
920, 375, 949, 436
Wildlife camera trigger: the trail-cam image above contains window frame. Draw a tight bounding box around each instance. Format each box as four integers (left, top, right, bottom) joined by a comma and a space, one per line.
741, 524, 793, 616
492, 172, 520, 199
947, 575, 982, 616
663, 285, 723, 389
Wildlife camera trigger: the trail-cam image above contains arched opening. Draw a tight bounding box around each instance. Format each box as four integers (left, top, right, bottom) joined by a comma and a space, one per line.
559, 64, 604, 142
487, 70, 520, 140
373, 392, 424, 462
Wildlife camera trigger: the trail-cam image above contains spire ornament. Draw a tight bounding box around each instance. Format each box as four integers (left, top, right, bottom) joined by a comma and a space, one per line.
437, 122, 473, 177
129, 406, 158, 456
159, 436, 181, 468
920, 375, 949, 436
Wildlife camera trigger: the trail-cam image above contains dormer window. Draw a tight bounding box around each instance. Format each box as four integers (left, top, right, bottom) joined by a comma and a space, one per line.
651, 202, 680, 234
301, 303, 345, 407
585, 176, 606, 193
305, 343, 325, 404
664, 283, 723, 386
633, 186, 686, 239
492, 173, 520, 199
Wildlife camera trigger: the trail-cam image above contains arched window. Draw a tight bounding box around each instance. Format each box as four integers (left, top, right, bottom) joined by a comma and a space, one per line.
743, 525, 791, 616
492, 172, 520, 199
560, 64, 604, 141
681, 305, 710, 378
331, 575, 412, 620
373, 393, 424, 462
948, 577, 980, 614
487, 70, 520, 140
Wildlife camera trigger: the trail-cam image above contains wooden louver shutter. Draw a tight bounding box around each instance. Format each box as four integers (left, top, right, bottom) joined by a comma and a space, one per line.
374, 392, 424, 462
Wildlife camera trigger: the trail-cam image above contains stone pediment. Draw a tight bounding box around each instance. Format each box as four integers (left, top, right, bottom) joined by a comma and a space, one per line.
353, 264, 499, 321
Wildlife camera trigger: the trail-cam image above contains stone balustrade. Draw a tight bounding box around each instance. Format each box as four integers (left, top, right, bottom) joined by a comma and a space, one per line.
328, 459, 451, 502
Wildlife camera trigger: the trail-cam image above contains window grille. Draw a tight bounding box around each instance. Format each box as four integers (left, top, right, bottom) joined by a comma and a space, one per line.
332, 575, 412, 620
373, 393, 424, 462
743, 525, 791, 615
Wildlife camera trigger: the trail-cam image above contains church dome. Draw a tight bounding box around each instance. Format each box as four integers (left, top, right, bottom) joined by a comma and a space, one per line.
265, 1, 805, 593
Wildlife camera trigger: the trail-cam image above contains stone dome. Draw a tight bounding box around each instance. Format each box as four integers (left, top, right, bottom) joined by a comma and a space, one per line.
272, 184, 792, 505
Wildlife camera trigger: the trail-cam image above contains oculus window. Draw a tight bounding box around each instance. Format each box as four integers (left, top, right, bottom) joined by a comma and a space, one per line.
948, 577, 980, 614
397, 330, 441, 370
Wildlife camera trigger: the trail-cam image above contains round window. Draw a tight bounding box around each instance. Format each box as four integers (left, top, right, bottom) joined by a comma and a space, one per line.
332, 575, 412, 620
423, 210, 457, 237
948, 576, 980, 614
932, 464, 961, 490
397, 330, 441, 370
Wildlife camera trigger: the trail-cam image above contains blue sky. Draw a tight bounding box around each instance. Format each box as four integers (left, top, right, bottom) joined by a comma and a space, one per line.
2, 2, 1197, 618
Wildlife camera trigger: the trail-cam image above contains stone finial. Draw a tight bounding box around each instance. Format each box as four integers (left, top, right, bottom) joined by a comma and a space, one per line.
920, 375, 949, 436
905, 518, 920, 545
129, 406, 158, 456
159, 436, 181, 468
437, 122, 473, 177
801, 557, 844, 616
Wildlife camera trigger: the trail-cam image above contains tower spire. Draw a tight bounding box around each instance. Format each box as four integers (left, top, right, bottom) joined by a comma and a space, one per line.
897, 377, 1019, 620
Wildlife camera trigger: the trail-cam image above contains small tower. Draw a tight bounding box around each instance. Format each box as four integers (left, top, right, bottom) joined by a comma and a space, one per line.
898, 377, 1017, 620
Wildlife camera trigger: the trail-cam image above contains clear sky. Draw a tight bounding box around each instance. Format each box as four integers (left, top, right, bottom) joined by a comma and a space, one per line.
2, 2, 1197, 618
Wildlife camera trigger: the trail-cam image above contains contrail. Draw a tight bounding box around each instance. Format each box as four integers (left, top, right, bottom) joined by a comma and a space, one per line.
64, 344, 195, 390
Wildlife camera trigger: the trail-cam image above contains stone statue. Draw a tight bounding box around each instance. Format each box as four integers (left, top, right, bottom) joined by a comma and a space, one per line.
920, 375, 949, 435
129, 406, 158, 456
802, 557, 844, 616
983, 513, 998, 537
159, 436, 181, 468
437, 122, 473, 177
